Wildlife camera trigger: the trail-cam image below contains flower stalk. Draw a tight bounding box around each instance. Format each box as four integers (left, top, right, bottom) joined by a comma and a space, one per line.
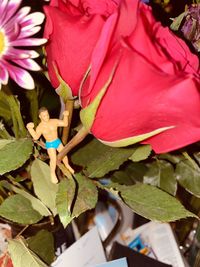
6, 95, 26, 138
62, 99, 74, 145
57, 126, 89, 162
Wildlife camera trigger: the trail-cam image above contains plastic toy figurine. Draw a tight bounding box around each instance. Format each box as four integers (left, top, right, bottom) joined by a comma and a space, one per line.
26, 107, 74, 183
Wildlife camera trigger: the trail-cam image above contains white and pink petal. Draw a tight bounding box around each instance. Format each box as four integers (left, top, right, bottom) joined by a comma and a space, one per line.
3, 60, 35, 89
18, 26, 41, 39
0, 0, 8, 24
1, 0, 22, 26
12, 58, 41, 71
0, 62, 9, 85
10, 38, 47, 47
20, 12, 45, 30
5, 48, 39, 59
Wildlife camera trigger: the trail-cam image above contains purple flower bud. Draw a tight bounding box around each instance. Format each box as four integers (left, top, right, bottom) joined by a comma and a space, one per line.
181, 4, 200, 52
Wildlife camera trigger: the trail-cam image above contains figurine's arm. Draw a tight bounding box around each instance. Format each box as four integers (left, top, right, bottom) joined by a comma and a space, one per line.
57, 110, 69, 127
26, 122, 42, 140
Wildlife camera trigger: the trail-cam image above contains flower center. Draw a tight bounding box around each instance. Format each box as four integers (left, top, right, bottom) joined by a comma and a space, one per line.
0, 31, 5, 56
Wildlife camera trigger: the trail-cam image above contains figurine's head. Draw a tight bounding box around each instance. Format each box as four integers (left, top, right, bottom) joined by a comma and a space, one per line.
38, 107, 50, 122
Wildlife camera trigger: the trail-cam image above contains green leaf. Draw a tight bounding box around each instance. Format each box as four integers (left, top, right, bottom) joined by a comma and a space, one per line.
175, 159, 200, 197
111, 162, 148, 185
129, 145, 152, 162
0, 138, 33, 175
31, 159, 58, 216
0, 139, 14, 149
170, 12, 186, 31
72, 138, 138, 178
193, 152, 200, 165
27, 230, 55, 265
57, 174, 98, 227
0, 194, 42, 224
144, 160, 177, 196
56, 178, 76, 228
72, 174, 98, 219
1, 181, 51, 217
111, 170, 136, 185
158, 153, 183, 164
8, 237, 48, 267
111, 183, 196, 222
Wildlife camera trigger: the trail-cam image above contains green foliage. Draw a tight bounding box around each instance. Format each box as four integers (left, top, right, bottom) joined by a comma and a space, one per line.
56, 173, 98, 228
0, 194, 42, 225
175, 157, 200, 197
111, 162, 148, 185
1, 181, 51, 217
129, 145, 152, 162
108, 183, 197, 222
144, 160, 177, 195
0, 138, 32, 175
71, 138, 139, 178
56, 178, 76, 228
72, 173, 98, 218
0, 139, 13, 149
31, 159, 58, 216
27, 230, 55, 265
8, 237, 48, 267
158, 153, 183, 164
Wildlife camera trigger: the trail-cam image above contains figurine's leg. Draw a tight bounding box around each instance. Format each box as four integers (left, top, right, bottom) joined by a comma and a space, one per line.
57, 144, 74, 174
47, 148, 58, 183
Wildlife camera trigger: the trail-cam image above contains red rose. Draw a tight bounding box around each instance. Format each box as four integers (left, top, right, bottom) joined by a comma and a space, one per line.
43, 0, 120, 96
80, 0, 200, 153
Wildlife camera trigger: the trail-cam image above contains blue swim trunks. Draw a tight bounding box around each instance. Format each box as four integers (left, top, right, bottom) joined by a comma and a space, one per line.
45, 138, 62, 149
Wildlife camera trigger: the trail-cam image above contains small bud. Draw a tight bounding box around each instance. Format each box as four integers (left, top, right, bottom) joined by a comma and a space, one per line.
181, 4, 200, 52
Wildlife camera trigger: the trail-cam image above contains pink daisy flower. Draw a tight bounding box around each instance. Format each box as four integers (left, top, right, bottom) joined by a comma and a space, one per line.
0, 0, 47, 89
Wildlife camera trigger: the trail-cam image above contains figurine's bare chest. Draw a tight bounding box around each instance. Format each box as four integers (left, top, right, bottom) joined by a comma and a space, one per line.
41, 120, 57, 135
45, 124, 56, 131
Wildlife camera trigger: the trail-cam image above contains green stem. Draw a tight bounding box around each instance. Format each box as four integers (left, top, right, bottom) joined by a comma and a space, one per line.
57, 126, 89, 162
25, 88, 39, 125
62, 99, 74, 145
0, 125, 12, 139
6, 95, 26, 138
5, 174, 27, 190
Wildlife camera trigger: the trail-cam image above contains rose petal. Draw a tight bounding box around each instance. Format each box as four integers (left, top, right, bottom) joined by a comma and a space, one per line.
81, 0, 120, 16
84, 12, 118, 96
44, 5, 105, 95
129, 2, 199, 76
